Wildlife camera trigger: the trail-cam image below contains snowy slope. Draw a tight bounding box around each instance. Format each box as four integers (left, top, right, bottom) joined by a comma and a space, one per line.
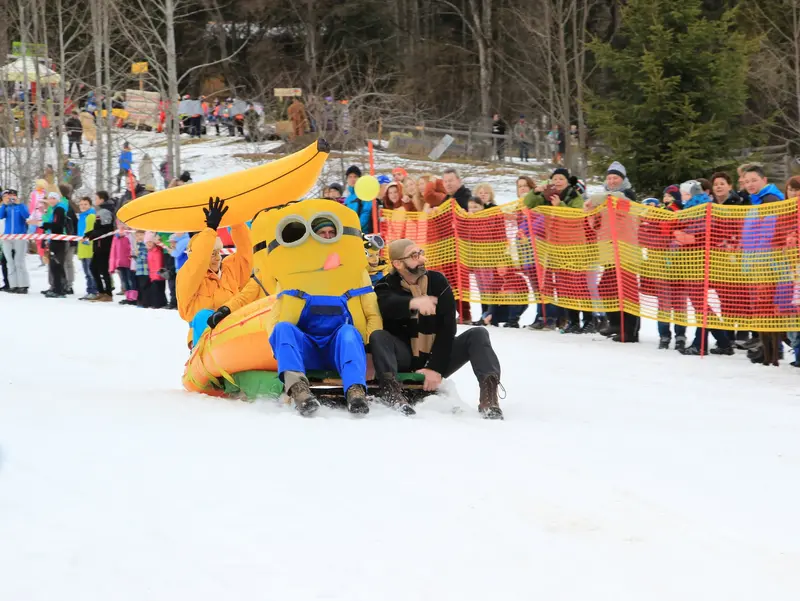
18, 130, 551, 204
2, 257, 800, 600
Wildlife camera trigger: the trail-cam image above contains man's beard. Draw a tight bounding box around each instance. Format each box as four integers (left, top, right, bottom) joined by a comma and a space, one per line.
407, 264, 427, 277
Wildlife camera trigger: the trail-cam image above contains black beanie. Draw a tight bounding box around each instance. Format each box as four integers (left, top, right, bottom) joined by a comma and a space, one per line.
345, 165, 362, 178
551, 168, 570, 180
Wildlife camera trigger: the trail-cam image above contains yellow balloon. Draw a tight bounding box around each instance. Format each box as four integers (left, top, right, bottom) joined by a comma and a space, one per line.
354, 175, 380, 201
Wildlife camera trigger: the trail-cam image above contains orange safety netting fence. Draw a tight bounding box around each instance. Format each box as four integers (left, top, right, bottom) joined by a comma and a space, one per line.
379, 197, 800, 332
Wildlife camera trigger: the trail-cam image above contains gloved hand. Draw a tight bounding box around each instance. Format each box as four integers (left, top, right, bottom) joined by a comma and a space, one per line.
207, 306, 231, 330
203, 196, 229, 230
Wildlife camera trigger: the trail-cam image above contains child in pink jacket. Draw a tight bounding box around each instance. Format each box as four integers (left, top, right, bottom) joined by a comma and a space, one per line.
110, 224, 137, 305
145, 232, 167, 309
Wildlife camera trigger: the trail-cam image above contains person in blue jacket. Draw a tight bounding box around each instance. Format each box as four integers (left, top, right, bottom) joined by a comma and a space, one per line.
0, 188, 31, 293
117, 141, 133, 191
343, 164, 374, 233
741, 165, 787, 365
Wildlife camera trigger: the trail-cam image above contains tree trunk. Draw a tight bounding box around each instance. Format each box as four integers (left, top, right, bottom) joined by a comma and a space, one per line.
544, 0, 555, 128
166, 0, 181, 175
304, 0, 318, 94
556, 0, 570, 167
56, 0, 66, 181
795, 1, 800, 138
468, 0, 493, 125
91, 0, 104, 190
103, 0, 114, 192
18, 0, 34, 195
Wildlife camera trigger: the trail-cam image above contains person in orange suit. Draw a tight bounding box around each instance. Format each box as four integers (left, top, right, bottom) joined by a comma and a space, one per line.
287, 97, 308, 138
177, 197, 253, 347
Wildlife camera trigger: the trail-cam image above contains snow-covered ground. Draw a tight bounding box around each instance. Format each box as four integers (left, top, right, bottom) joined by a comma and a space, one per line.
2, 255, 800, 600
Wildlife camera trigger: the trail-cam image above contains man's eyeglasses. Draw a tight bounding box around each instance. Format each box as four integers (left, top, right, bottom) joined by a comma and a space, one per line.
402, 249, 425, 261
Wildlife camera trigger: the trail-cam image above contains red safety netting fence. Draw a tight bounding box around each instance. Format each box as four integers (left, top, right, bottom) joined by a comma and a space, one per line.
379, 197, 800, 332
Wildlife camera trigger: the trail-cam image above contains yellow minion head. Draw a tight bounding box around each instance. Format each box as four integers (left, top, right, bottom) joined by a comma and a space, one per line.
250, 199, 367, 295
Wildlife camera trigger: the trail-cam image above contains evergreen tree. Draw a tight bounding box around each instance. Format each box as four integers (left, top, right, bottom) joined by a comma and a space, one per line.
587, 0, 757, 193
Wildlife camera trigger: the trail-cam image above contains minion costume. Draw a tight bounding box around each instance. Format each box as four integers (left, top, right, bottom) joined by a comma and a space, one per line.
365, 234, 391, 285
268, 215, 374, 415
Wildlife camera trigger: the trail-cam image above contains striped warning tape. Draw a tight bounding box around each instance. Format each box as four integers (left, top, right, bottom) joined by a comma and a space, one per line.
0, 231, 236, 254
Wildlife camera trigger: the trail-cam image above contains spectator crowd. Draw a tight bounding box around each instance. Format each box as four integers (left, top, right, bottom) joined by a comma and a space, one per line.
3, 144, 800, 371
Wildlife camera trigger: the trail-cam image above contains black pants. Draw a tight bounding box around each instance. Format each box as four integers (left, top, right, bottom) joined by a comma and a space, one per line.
369, 328, 501, 380
1, 252, 8, 287
49, 242, 67, 294
137, 275, 151, 307
91, 248, 112, 295
607, 310, 640, 338
168, 278, 176, 305
190, 116, 202, 137
148, 280, 167, 308
519, 142, 529, 162
68, 139, 83, 157
117, 168, 128, 191
691, 327, 731, 350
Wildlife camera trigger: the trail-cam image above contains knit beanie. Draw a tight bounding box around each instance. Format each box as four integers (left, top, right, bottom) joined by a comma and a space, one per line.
607, 161, 627, 179
663, 185, 682, 205
388, 239, 415, 262
345, 165, 362, 179
551, 167, 570, 180
312, 218, 336, 234
680, 180, 702, 198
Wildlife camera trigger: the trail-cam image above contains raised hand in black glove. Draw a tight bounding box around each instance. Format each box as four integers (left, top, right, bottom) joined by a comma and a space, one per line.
207, 306, 231, 330
203, 196, 229, 231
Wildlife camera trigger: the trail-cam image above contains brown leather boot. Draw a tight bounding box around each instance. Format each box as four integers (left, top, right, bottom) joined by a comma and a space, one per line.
377, 373, 416, 416
287, 378, 320, 417
345, 384, 369, 415
478, 374, 504, 420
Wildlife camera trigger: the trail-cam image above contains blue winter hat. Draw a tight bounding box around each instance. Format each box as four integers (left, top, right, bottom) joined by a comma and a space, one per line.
377, 175, 392, 185
642, 197, 660, 207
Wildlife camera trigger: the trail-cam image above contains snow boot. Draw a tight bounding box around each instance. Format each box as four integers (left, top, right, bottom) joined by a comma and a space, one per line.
580, 320, 597, 334
377, 373, 416, 416
599, 323, 619, 338
658, 336, 671, 350
679, 345, 704, 356
345, 384, 370, 415
611, 331, 638, 343
675, 336, 687, 352
562, 322, 581, 334
739, 337, 762, 351
478, 374, 504, 420
709, 345, 735, 356
287, 378, 320, 417
503, 319, 520, 328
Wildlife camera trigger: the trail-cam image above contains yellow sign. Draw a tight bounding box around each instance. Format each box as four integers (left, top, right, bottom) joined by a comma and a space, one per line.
131, 62, 149, 75
274, 87, 302, 98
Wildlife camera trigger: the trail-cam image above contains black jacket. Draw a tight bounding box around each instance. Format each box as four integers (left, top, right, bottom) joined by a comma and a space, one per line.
65, 116, 82, 141
85, 200, 116, 254
42, 206, 66, 235
718, 190, 749, 206
374, 270, 457, 374
447, 185, 472, 211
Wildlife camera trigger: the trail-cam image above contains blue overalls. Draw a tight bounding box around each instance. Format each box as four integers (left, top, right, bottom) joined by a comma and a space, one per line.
269, 286, 373, 392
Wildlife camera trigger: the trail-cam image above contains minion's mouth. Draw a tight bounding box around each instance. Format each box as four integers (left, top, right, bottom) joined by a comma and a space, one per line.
289, 264, 342, 275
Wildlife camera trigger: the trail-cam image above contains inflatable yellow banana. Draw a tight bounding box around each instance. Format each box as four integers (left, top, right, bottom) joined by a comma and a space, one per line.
182, 198, 382, 395
118, 139, 330, 232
